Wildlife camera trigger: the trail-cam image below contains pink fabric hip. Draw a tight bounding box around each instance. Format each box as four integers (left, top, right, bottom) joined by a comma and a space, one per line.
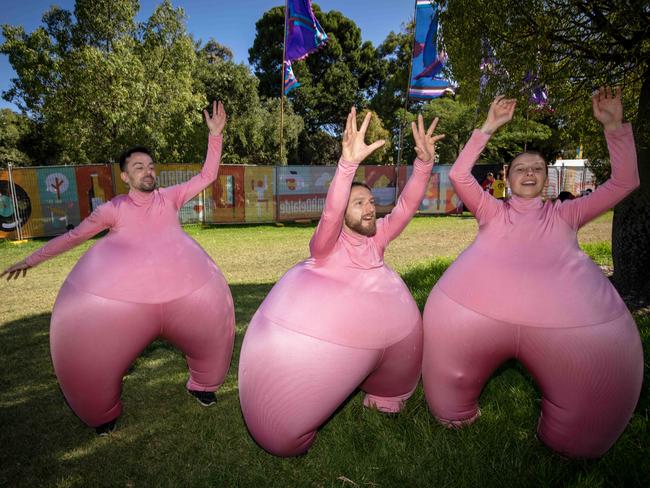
422, 287, 643, 458
50, 274, 235, 426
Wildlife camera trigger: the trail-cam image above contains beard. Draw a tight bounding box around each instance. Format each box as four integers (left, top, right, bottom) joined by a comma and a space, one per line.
137, 177, 157, 192
344, 213, 377, 237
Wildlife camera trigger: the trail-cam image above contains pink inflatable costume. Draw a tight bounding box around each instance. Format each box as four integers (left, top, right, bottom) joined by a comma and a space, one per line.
25, 135, 235, 427
422, 124, 643, 458
238, 157, 432, 456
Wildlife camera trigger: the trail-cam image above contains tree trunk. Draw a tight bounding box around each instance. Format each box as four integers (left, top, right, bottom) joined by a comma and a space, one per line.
611, 64, 650, 303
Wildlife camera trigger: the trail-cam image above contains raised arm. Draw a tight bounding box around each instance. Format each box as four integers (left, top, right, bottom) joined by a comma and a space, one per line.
309, 108, 385, 258
166, 100, 226, 208
2, 202, 116, 280
379, 114, 444, 244
559, 87, 639, 228
448, 96, 516, 222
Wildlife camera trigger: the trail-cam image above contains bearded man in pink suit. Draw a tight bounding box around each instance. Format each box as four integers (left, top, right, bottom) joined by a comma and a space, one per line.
238, 108, 445, 457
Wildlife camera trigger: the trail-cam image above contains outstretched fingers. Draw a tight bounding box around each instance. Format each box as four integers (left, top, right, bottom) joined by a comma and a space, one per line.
359, 110, 372, 136
426, 117, 439, 137
367, 139, 386, 153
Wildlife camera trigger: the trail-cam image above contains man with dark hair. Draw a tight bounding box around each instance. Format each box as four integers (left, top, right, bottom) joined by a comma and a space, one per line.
118, 146, 153, 172
238, 108, 445, 456
2, 101, 235, 436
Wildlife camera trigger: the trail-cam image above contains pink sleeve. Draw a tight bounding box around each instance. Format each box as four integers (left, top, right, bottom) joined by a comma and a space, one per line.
24, 201, 116, 267
448, 129, 501, 223
558, 124, 639, 229
164, 134, 223, 208
376, 158, 433, 247
309, 159, 358, 258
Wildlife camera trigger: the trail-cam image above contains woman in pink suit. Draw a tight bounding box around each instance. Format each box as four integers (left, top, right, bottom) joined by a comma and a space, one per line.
422, 87, 643, 458
2, 102, 235, 435
239, 108, 444, 456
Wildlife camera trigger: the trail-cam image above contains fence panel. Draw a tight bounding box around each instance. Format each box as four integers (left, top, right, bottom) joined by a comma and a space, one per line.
1, 162, 599, 240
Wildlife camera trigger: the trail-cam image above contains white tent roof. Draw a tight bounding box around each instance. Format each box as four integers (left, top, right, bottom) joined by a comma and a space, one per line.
552, 159, 588, 167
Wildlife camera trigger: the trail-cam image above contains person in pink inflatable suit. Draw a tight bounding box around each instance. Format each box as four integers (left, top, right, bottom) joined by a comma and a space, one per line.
422, 87, 643, 458
238, 108, 444, 457
2, 101, 235, 435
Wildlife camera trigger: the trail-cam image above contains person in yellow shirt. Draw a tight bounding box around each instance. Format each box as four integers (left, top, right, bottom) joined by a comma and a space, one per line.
492, 169, 507, 199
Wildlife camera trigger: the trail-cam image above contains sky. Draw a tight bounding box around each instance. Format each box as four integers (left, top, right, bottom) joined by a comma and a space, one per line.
0, 0, 415, 111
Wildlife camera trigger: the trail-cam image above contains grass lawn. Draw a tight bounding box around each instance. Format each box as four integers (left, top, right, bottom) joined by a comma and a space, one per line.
1, 211, 647, 487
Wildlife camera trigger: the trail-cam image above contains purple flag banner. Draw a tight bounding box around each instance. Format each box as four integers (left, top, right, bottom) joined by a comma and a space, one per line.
523, 71, 549, 108
285, 0, 328, 61
284, 61, 300, 94
408, 0, 455, 100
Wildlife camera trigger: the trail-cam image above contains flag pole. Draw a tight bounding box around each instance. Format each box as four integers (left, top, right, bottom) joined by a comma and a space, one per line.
280, 1, 289, 165
396, 0, 419, 201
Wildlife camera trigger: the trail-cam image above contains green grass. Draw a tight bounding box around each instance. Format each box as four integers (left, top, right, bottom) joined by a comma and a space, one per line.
1, 213, 648, 487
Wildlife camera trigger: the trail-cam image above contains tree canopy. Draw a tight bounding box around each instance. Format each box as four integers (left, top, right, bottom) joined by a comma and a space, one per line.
441, 0, 650, 295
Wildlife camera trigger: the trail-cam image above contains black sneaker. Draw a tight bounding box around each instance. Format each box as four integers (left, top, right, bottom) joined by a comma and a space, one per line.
188, 390, 216, 407
95, 419, 117, 436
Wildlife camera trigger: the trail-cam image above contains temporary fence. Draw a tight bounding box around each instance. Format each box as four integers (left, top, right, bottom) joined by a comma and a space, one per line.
0, 162, 595, 240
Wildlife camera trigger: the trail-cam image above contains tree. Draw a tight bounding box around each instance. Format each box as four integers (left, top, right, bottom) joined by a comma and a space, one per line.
1, 0, 205, 164
0, 109, 32, 165
442, 0, 650, 298
192, 44, 303, 165
370, 28, 413, 142
355, 109, 391, 165
248, 4, 381, 164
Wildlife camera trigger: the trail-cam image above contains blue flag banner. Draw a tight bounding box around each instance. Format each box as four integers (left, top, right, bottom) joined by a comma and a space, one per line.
408, 0, 455, 99
284, 61, 300, 94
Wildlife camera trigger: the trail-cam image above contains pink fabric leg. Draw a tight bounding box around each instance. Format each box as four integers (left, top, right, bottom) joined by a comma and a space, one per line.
50, 282, 158, 427
422, 288, 517, 425
519, 313, 644, 458
361, 323, 423, 413
238, 314, 381, 457
161, 274, 235, 392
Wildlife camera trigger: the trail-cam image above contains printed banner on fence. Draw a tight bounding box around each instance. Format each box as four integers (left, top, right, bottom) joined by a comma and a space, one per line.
244, 167, 275, 223
543, 168, 559, 200
0, 167, 44, 239
208, 166, 245, 223
413, 165, 463, 214
37, 167, 81, 235
74, 165, 115, 220
277, 166, 334, 220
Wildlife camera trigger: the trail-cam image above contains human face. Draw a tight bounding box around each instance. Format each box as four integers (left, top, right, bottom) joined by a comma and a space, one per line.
507, 153, 547, 199
120, 152, 156, 192
344, 186, 377, 237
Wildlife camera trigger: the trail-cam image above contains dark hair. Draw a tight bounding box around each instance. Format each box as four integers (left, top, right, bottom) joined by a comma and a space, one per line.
119, 146, 153, 172
558, 191, 575, 202
506, 150, 548, 178
351, 181, 372, 192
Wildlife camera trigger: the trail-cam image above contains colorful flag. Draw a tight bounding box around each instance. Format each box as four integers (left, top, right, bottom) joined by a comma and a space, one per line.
284, 61, 300, 94
285, 0, 328, 61
283, 0, 328, 94
523, 71, 549, 108
479, 38, 498, 92
408, 0, 455, 100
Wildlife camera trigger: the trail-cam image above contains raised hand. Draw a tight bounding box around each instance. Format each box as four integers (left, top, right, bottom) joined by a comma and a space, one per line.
411, 114, 445, 163
592, 86, 623, 131
481, 95, 517, 135
341, 107, 386, 164
1, 260, 31, 281
204, 100, 227, 136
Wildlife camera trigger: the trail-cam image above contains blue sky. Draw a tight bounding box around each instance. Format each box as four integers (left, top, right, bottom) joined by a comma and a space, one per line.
1, 0, 415, 111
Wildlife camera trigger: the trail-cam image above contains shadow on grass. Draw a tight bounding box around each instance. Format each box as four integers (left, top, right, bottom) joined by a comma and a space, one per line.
1, 276, 649, 487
